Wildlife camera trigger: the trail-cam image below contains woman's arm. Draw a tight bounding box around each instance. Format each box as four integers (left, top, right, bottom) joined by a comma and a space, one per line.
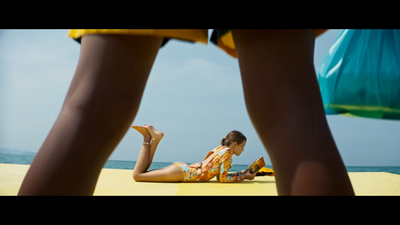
217, 149, 245, 183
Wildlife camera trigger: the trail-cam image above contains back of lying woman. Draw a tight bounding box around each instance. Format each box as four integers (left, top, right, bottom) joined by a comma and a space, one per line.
131, 125, 257, 183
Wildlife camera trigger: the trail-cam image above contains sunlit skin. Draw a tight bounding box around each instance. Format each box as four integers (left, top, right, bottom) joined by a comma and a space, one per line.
18, 30, 354, 196
230, 141, 246, 156
131, 125, 257, 182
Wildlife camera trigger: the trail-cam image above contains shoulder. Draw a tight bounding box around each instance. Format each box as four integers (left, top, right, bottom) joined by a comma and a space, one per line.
214, 145, 230, 152
215, 146, 232, 157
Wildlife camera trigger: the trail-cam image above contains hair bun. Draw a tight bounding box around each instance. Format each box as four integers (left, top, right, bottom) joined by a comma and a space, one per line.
222, 130, 247, 147
221, 137, 226, 146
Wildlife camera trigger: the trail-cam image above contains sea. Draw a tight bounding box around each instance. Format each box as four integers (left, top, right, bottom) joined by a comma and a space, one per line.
1, 153, 400, 175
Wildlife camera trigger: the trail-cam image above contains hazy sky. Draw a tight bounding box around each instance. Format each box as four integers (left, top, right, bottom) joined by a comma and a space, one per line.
1, 29, 399, 166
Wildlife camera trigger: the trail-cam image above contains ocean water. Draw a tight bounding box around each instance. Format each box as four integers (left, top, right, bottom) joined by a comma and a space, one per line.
1, 153, 400, 175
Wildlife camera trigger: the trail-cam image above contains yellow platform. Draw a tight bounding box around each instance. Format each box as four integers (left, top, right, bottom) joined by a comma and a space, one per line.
1, 163, 399, 195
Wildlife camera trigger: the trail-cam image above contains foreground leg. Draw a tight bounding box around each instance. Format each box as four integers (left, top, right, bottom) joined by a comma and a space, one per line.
18, 34, 163, 195
232, 29, 354, 195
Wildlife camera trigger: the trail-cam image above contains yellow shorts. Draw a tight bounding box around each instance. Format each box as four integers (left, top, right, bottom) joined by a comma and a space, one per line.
68, 29, 328, 58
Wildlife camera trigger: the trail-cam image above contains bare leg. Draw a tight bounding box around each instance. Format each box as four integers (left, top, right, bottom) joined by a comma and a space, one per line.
131, 125, 182, 182
133, 164, 184, 182
131, 125, 164, 172
144, 124, 164, 170
131, 125, 152, 173
232, 29, 354, 195
18, 34, 163, 195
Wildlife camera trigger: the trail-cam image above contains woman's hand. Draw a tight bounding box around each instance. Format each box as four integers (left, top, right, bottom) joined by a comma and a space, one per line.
243, 169, 257, 180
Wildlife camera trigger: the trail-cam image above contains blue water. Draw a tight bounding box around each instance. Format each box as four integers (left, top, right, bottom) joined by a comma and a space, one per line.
1, 153, 400, 175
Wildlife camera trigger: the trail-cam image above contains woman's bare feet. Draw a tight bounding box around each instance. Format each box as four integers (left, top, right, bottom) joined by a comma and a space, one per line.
131, 125, 151, 142
144, 124, 164, 142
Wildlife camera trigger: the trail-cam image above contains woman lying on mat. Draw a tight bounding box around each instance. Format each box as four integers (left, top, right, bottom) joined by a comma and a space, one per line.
131, 124, 257, 183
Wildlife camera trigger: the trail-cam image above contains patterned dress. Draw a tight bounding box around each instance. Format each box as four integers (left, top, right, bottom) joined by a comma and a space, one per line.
173, 146, 245, 183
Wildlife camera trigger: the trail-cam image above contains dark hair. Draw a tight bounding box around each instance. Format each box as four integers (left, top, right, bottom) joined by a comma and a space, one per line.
221, 130, 247, 147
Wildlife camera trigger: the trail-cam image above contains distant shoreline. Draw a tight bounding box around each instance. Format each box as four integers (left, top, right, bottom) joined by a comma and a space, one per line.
1, 152, 400, 168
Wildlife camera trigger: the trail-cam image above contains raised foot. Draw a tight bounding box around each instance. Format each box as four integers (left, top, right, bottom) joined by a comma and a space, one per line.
144, 124, 164, 142
131, 125, 151, 140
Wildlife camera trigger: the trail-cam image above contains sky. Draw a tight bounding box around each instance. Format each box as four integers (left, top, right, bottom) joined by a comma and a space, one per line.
0, 29, 399, 166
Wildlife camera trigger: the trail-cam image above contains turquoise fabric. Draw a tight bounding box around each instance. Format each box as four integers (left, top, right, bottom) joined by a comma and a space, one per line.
318, 29, 400, 120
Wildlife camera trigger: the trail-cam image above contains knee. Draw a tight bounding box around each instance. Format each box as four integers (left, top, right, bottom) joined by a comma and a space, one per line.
132, 173, 143, 182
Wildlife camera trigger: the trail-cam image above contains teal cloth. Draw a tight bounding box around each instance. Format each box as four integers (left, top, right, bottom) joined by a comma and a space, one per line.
318, 29, 400, 120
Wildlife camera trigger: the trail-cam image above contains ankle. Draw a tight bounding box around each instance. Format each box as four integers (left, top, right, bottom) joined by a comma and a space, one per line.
151, 138, 160, 143
143, 136, 151, 143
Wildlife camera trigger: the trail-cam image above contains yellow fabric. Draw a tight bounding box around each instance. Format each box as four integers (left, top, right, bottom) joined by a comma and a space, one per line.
68, 29, 328, 59
68, 29, 209, 44
2, 163, 400, 196
173, 146, 244, 183
203, 150, 215, 160
216, 29, 329, 58
258, 167, 274, 173
217, 31, 237, 58
257, 167, 275, 176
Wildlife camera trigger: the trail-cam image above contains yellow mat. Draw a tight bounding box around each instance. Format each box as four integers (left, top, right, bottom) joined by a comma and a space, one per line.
1, 163, 399, 195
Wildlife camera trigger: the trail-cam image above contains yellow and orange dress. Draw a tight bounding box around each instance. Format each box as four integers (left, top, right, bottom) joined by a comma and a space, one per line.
173, 146, 244, 183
